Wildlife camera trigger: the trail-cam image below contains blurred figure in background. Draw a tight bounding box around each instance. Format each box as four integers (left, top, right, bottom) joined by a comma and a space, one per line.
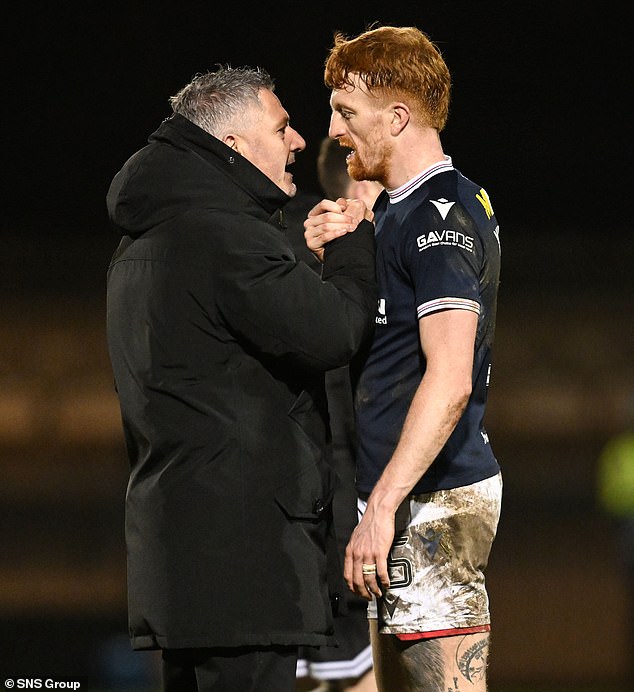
597, 395, 634, 685
284, 137, 381, 692
315, 137, 384, 235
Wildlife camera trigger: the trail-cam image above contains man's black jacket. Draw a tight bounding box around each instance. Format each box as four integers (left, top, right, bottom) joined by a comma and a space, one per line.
106, 114, 376, 650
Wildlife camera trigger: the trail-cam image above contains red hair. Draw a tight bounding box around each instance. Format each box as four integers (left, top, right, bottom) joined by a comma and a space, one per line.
324, 26, 452, 131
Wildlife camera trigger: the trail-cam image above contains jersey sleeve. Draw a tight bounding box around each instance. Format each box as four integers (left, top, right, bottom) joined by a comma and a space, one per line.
401, 204, 483, 320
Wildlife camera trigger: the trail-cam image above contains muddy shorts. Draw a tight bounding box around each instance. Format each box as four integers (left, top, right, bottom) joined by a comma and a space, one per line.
363, 472, 502, 638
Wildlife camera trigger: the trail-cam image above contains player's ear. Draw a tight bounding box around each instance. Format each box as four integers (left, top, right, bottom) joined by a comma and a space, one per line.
390, 103, 410, 135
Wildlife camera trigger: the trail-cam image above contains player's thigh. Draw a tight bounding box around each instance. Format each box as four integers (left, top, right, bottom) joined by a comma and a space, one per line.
439, 632, 490, 690
370, 621, 490, 692
370, 619, 443, 692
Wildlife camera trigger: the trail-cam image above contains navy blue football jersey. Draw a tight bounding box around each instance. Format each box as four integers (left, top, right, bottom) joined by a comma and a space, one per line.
354, 157, 501, 495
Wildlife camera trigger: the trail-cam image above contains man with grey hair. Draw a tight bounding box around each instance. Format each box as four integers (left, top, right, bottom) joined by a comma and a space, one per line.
106, 65, 376, 691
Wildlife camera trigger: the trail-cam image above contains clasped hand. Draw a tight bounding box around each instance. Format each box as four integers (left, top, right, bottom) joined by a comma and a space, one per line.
303, 197, 374, 262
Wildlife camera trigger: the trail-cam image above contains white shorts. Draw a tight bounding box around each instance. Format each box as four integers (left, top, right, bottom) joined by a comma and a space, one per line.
362, 472, 502, 638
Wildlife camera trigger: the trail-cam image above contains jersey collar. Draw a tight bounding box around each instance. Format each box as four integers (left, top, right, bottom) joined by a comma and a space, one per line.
387, 155, 454, 204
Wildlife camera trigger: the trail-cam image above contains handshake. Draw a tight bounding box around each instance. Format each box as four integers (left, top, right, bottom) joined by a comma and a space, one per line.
303, 197, 375, 262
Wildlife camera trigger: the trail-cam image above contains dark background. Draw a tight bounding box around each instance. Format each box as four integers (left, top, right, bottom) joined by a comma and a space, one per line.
2, 2, 633, 689
4, 2, 631, 243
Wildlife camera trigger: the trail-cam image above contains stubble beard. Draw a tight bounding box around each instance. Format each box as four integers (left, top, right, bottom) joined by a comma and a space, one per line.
347, 140, 391, 187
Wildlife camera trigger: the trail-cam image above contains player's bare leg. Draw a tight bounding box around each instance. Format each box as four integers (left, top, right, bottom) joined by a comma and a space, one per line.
339, 669, 378, 691
296, 669, 378, 691
370, 620, 490, 692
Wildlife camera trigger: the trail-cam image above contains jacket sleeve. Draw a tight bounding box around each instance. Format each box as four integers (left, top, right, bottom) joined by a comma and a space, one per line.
213, 214, 377, 371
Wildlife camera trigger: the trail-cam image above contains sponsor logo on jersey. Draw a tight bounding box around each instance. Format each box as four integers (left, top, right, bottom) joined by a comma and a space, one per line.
430, 197, 455, 220
416, 229, 474, 253
376, 298, 387, 324
476, 188, 494, 219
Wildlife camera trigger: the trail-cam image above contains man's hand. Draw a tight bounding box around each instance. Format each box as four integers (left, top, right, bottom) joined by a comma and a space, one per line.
344, 500, 394, 600
303, 197, 374, 262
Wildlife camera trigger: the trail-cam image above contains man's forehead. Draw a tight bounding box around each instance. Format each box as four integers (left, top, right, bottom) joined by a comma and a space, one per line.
258, 87, 281, 110
330, 79, 373, 108
259, 88, 290, 122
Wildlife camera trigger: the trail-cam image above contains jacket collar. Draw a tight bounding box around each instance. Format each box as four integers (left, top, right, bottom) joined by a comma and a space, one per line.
150, 114, 291, 217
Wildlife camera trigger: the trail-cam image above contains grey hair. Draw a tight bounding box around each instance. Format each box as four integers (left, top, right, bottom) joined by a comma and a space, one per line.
169, 65, 275, 138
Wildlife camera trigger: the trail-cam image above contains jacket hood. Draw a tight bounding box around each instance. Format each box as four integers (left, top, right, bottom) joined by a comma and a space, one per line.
106, 114, 291, 237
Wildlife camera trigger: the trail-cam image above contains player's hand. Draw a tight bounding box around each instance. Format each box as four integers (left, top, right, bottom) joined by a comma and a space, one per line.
336, 197, 374, 225
303, 197, 374, 262
344, 502, 393, 600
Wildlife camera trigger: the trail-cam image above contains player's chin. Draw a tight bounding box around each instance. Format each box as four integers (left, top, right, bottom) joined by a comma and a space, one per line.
347, 159, 366, 182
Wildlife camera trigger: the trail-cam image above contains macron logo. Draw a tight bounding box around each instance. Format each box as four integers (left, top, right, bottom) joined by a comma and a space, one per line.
430, 198, 455, 220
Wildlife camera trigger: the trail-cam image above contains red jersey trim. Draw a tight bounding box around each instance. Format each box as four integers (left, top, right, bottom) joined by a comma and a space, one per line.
395, 624, 490, 641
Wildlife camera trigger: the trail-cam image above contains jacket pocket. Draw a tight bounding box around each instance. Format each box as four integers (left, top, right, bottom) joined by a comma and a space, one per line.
275, 462, 337, 520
